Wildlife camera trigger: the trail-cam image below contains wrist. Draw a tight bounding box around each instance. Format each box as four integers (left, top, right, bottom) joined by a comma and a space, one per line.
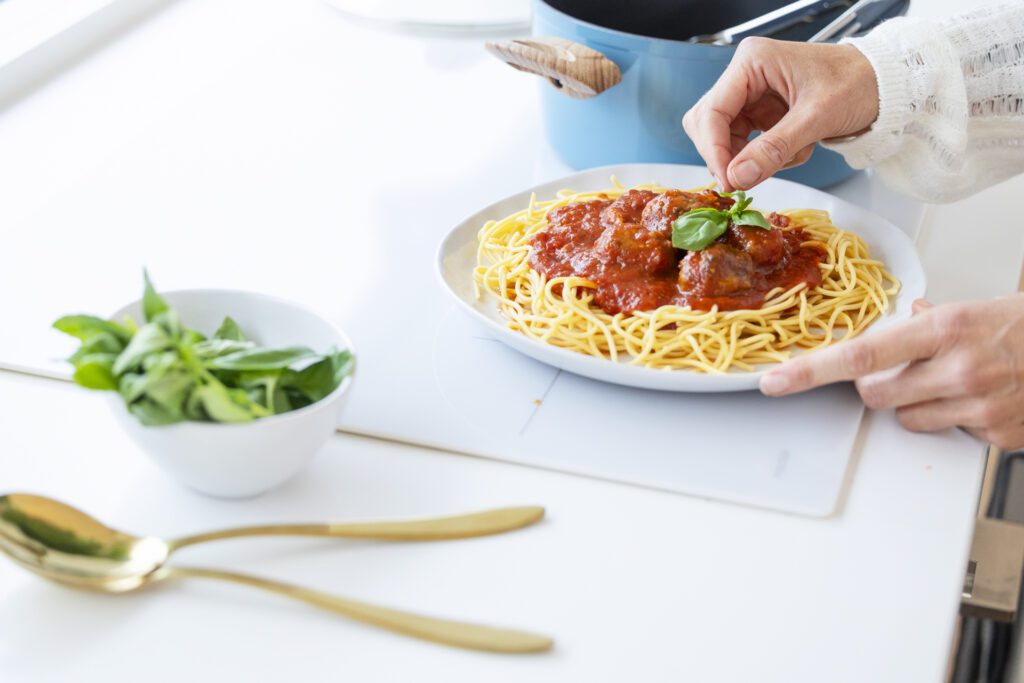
820, 18, 920, 169
835, 43, 880, 138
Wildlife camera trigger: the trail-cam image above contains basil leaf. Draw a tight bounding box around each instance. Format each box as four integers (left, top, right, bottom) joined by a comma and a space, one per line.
119, 372, 150, 403
130, 399, 184, 426
68, 332, 125, 365
330, 349, 355, 387
280, 358, 335, 403
71, 354, 118, 390
279, 349, 354, 403
53, 315, 131, 344
182, 328, 205, 346
735, 193, 752, 214
112, 323, 174, 376
192, 383, 255, 423
142, 270, 169, 323
207, 346, 318, 371
143, 370, 194, 414
213, 316, 248, 341
271, 385, 293, 413
671, 210, 730, 251
151, 309, 183, 342
193, 339, 256, 359
141, 350, 181, 376
733, 209, 771, 230
58, 270, 358, 425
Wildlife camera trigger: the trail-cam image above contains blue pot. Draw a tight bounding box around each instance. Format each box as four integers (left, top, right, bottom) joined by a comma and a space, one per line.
505, 0, 869, 188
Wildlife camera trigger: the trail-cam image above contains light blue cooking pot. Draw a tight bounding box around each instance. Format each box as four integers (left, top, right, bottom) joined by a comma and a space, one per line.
489, 0, 880, 188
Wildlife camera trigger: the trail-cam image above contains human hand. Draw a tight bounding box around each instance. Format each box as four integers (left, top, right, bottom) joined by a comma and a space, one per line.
759, 296, 1024, 450
682, 38, 879, 192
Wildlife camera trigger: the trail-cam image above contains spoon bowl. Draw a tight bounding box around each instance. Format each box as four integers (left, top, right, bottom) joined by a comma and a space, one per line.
0, 494, 168, 592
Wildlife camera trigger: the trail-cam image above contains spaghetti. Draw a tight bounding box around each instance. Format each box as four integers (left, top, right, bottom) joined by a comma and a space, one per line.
473, 180, 901, 373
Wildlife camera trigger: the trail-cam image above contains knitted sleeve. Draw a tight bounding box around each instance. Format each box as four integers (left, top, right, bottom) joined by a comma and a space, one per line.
822, 3, 1024, 202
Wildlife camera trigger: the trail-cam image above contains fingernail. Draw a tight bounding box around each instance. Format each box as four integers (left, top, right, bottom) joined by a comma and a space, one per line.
760, 372, 790, 396
731, 159, 762, 189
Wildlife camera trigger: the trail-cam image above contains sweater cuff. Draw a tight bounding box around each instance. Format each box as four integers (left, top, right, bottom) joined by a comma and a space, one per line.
821, 19, 917, 168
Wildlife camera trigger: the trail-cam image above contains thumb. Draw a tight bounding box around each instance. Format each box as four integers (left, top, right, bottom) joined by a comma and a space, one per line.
912, 299, 934, 315
726, 108, 824, 190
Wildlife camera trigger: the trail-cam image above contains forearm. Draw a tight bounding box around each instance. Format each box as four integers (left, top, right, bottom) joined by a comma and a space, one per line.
823, 4, 1024, 203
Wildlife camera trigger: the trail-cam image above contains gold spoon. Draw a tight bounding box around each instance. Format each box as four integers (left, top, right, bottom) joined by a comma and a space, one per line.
0, 493, 552, 653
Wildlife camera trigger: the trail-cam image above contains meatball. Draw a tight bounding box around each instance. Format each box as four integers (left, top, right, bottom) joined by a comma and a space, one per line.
679, 244, 754, 296
594, 224, 676, 274
599, 190, 658, 229
641, 189, 735, 236
723, 223, 786, 266
546, 199, 609, 235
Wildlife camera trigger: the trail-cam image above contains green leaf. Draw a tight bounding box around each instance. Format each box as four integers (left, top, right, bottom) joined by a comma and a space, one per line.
143, 370, 194, 414
112, 322, 173, 376
181, 328, 206, 346
192, 383, 254, 423
129, 399, 185, 426
53, 315, 131, 344
329, 349, 354, 387
206, 346, 318, 371
214, 316, 248, 342
71, 354, 118, 390
192, 338, 256, 359
271, 385, 293, 413
151, 309, 182, 341
119, 372, 150, 403
733, 209, 771, 230
279, 349, 354, 404
281, 358, 335, 403
142, 270, 169, 323
141, 350, 180, 376
68, 332, 125, 365
184, 389, 206, 421
671, 210, 730, 251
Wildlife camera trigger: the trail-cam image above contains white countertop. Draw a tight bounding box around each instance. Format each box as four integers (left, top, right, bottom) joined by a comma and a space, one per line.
0, 371, 987, 682
0, 0, 1021, 681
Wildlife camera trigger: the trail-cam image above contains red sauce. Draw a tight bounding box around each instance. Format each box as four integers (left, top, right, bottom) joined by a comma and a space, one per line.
527, 189, 825, 314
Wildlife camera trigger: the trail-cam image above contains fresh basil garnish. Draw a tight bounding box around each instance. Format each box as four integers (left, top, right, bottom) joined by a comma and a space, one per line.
671, 209, 730, 251
54, 272, 355, 426
670, 191, 771, 251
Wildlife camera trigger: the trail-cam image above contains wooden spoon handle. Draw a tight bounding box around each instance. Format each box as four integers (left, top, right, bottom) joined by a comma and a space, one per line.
168, 506, 545, 551
164, 565, 554, 654
485, 37, 621, 99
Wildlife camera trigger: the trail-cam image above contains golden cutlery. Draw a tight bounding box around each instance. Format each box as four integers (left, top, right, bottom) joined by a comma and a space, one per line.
0, 493, 552, 653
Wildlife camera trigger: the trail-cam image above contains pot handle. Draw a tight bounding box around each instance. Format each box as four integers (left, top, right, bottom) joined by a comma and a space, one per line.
485, 37, 621, 99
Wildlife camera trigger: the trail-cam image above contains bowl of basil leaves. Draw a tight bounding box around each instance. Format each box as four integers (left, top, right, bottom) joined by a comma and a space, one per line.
54, 273, 355, 498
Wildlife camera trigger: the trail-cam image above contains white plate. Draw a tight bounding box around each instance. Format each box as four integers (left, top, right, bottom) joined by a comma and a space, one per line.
436, 163, 926, 392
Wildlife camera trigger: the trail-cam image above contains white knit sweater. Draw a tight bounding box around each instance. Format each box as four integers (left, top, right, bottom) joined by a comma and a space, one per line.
823, 3, 1024, 202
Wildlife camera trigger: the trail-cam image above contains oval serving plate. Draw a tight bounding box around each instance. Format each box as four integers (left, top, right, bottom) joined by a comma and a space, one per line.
436, 163, 926, 392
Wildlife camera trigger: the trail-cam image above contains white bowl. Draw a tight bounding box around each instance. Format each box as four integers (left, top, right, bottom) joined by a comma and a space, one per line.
107, 289, 354, 498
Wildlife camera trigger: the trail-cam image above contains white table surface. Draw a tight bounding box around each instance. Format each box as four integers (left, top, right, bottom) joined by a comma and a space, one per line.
0, 0, 1021, 681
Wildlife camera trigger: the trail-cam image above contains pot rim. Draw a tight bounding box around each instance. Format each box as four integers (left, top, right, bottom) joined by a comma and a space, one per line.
533, 0, 737, 56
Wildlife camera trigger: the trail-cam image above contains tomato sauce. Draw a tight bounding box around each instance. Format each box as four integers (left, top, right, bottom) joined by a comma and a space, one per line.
527, 189, 825, 314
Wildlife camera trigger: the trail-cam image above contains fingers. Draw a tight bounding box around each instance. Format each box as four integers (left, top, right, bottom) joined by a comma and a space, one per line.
726, 109, 828, 190
969, 423, 1024, 451
683, 58, 762, 187
856, 360, 960, 410
896, 398, 1001, 432
781, 144, 815, 169
760, 313, 942, 396
912, 299, 934, 314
